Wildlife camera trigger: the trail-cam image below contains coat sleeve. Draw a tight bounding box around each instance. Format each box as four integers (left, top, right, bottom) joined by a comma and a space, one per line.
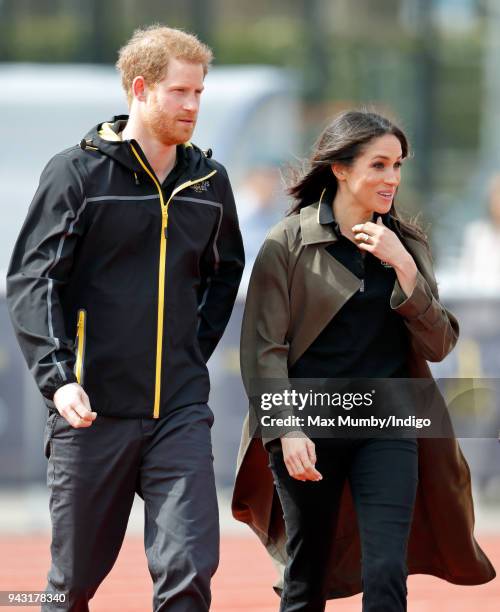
240, 226, 297, 436
197, 168, 245, 362
6, 153, 86, 407
390, 257, 459, 362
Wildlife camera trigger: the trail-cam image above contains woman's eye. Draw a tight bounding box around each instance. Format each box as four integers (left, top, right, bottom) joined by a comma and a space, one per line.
372, 161, 402, 169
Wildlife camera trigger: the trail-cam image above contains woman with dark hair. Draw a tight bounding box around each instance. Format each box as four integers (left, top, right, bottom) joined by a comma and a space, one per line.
232, 110, 495, 611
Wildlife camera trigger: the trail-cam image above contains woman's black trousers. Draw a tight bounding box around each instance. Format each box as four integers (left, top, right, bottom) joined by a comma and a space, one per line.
268, 437, 418, 612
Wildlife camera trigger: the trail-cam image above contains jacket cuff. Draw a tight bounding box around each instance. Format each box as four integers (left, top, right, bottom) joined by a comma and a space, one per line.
390, 270, 434, 321
263, 428, 306, 450
41, 370, 79, 403
258, 404, 305, 449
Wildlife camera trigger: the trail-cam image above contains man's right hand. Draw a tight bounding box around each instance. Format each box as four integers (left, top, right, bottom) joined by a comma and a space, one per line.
281, 435, 323, 482
53, 383, 97, 428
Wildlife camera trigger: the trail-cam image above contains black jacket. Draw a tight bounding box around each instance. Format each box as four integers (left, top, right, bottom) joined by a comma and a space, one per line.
7, 116, 244, 418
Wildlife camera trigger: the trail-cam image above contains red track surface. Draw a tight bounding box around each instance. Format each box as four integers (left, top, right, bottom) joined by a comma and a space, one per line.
0, 534, 498, 611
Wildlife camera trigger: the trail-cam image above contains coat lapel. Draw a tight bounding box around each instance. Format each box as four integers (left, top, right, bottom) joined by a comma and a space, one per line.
288, 203, 361, 365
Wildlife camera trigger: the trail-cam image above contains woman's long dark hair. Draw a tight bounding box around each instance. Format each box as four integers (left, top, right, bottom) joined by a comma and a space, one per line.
287, 109, 428, 247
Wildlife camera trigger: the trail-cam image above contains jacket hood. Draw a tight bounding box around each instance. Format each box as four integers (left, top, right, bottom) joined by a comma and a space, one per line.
80, 115, 212, 179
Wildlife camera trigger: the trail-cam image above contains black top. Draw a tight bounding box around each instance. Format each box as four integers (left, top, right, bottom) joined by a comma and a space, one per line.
289, 196, 409, 379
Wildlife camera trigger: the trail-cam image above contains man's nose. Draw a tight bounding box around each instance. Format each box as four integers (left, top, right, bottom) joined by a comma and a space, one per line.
183, 95, 199, 113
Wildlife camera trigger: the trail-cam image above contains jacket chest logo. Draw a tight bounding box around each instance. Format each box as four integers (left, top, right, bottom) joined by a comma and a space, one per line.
189, 180, 211, 193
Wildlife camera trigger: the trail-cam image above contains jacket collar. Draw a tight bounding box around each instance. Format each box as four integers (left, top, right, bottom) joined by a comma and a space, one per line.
84, 115, 211, 182
300, 187, 339, 246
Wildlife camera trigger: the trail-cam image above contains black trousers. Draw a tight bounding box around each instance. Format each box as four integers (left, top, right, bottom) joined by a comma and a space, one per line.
42, 403, 219, 612
268, 438, 418, 612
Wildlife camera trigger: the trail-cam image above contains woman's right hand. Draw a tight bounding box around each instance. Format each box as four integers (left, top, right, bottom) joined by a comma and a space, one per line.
281, 436, 323, 482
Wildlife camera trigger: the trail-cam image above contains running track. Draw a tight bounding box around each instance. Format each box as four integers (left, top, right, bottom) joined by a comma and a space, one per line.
0, 534, 498, 611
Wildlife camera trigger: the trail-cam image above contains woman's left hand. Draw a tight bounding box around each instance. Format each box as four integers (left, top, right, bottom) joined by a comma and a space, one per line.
352, 217, 418, 297
352, 217, 405, 267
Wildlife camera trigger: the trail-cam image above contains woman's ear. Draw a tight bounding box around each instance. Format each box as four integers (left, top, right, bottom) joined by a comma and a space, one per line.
331, 163, 347, 182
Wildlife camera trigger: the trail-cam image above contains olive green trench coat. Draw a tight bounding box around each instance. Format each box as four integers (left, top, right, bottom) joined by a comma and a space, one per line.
231, 200, 496, 599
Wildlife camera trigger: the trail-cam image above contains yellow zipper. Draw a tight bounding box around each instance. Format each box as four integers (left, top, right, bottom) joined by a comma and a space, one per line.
130, 144, 217, 418
74, 309, 87, 385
